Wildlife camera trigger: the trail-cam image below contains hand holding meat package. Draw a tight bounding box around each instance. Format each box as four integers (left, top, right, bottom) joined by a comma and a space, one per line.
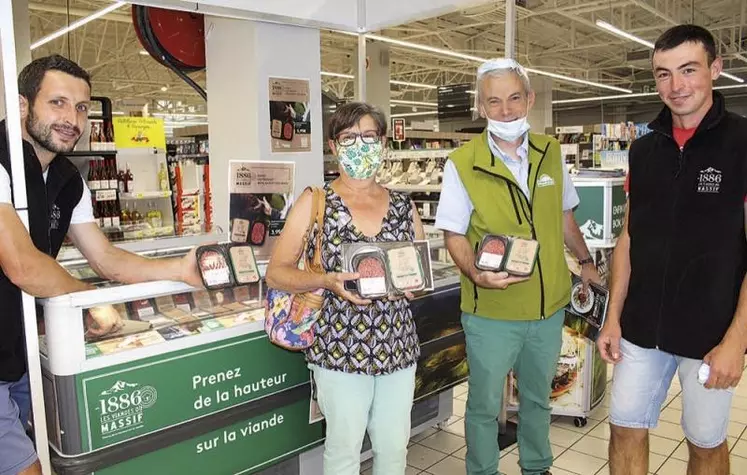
341, 241, 435, 299
196, 243, 261, 290
474, 234, 540, 277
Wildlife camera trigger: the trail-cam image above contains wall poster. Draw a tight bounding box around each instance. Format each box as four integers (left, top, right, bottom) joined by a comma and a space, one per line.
229, 161, 295, 259
269, 77, 311, 153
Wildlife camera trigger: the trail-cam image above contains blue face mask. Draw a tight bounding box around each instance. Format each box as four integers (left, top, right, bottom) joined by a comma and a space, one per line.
337, 138, 384, 179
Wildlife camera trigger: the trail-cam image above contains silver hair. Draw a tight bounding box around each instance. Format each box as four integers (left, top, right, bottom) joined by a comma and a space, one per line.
472, 65, 532, 120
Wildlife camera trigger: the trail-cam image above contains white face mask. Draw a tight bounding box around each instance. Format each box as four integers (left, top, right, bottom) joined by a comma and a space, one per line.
486, 116, 530, 142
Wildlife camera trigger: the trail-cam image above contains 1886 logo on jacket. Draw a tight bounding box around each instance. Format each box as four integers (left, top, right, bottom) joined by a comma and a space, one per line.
697, 167, 722, 193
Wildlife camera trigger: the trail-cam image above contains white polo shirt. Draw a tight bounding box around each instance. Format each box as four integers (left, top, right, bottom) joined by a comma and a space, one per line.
435, 132, 580, 235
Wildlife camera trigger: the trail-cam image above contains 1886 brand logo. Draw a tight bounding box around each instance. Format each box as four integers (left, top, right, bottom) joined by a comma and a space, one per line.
697, 167, 722, 194
97, 381, 158, 438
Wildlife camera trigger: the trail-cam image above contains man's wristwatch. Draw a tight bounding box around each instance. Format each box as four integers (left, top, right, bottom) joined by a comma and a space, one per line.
579, 257, 594, 266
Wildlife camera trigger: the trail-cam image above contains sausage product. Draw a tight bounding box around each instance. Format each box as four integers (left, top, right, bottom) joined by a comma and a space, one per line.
249, 220, 267, 246
196, 245, 235, 290
351, 249, 389, 298
475, 235, 509, 271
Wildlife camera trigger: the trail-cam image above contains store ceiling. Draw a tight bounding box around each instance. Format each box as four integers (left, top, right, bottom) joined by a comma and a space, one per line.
25, 0, 747, 120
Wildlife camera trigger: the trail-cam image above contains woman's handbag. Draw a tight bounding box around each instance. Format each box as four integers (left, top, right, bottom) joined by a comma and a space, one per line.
264, 187, 326, 351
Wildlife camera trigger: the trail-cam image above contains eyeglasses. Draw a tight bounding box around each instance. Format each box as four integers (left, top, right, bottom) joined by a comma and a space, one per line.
336, 132, 381, 147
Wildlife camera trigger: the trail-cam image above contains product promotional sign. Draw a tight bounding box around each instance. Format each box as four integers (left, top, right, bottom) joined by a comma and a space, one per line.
269, 77, 312, 153
76, 332, 310, 452
112, 117, 167, 150
97, 399, 324, 475
228, 161, 295, 259
575, 186, 605, 242
611, 185, 627, 238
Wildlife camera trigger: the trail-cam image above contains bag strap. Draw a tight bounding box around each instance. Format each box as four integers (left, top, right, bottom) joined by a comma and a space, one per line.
300, 186, 326, 274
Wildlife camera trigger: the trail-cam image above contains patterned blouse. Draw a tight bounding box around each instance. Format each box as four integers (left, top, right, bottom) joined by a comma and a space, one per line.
305, 183, 420, 376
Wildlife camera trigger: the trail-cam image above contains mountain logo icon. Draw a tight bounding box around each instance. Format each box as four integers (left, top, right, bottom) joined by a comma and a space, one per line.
100, 381, 139, 396
579, 219, 604, 240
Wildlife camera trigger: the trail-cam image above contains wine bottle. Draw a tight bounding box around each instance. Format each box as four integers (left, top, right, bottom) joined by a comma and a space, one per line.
158, 163, 169, 191
117, 168, 126, 193
121, 202, 130, 225
108, 159, 118, 189
102, 199, 113, 228
87, 160, 98, 190
125, 163, 134, 193
111, 201, 121, 227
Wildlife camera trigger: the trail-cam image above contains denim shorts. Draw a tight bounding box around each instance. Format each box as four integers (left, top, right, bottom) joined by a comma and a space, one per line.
0, 374, 36, 475
610, 338, 733, 449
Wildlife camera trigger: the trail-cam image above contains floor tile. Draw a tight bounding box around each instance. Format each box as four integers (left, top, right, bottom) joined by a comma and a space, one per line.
553, 417, 602, 435
732, 439, 747, 458
550, 469, 582, 475
731, 407, 747, 425
671, 440, 688, 462
569, 435, 608, 459
443, 418, 465, 437
649, 434, 680, 457
406, 444, 448, 470
411, 426, 439, 443
648, 452, 666, 473
550, 425, 585, 447
730, 454, 747, 474
588, 404, 609, 422
588, 422, 611, 441
456, 393, 468, 402
595, 464, 609, 475
423, 455, 466, 475
553, 450, 607, 475
666, 396, 682, 410
452, 446, 467, 460
405, 467, 420, 475
498, 452, 521, 475
732, 395, 747, 411
658, 407, 682, 425
453, 384, 468, 398
649, 420, 684, 442
730, 421, 747, 439
418, 431, 466, 455
452, 398, 466, 417
656, 457, 688, 475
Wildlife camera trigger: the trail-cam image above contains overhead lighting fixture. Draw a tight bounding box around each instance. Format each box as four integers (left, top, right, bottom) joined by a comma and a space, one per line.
321, 71, 354, 79
357, 32, 630, 93
595, 20, 655, 49
139, 50, 150, 56
389, 80, 438, 90
552, 83, 747, 104
391, 111, 439, 118
160, 86, 169, 92
596, 20, 744, 84
735, 53, 747, 64
719, 72, 744, 83
31, 1, 127, 50
391, 99, 438, 107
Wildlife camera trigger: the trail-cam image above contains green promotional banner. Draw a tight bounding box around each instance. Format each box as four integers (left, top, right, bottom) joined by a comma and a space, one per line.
77, 332, 311, 451
96, 399, 324, 475
575, 187, 605, 242
611, 184, 627, 238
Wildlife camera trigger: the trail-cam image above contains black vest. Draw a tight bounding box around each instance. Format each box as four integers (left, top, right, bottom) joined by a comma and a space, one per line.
0, 120, 84, 381
622, 92, 747, 359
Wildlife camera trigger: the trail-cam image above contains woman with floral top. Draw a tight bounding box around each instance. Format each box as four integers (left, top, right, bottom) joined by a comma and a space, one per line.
266, 102, 425, 475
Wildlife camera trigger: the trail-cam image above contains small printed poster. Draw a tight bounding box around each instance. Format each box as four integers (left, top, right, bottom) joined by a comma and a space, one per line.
392, 118, 406, 142
229, 161, 295, 259
269, 77, 311, 153
112, 117, 166, 150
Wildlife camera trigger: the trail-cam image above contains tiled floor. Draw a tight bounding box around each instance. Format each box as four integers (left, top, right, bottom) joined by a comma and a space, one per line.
362, 365, 747, 475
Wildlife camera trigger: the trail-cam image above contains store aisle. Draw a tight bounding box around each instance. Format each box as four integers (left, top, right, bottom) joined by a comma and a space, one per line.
363, 364, 747, 475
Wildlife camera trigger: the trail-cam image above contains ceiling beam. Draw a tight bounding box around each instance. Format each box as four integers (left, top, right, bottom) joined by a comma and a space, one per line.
27, 2, 132, 23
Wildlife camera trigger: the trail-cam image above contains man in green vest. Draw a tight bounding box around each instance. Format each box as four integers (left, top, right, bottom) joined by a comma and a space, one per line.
435, 58, 601, 475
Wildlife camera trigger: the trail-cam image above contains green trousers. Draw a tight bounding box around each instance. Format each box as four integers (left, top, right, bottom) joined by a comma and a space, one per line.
461, 310, 564, 475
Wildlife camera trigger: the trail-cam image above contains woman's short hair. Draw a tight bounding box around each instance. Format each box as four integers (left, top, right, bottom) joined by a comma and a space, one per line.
327, 102, 388, 141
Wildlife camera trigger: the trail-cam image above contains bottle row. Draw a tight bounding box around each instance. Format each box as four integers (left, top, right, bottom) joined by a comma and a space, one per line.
89, 122, 116, 152
92, 199, 164, 229
87, 158, 133, 192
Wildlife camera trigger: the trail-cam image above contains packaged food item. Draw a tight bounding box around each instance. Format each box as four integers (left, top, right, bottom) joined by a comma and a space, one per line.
386, 246, 425, 292
249, 220, 267, 246
173, 293, 193, 313
129, 299, 155, 319
474, 234, 539, 277
154, 295, 176, 313
196, 245, 235, 290
475, 235, 509, 272
350, 247, 389, 298
228, 244, 260, 284
231, 218, 250, 243
504, 238, 540, 277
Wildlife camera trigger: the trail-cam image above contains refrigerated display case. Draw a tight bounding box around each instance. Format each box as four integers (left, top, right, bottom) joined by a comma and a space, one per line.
42, 238, 464, 475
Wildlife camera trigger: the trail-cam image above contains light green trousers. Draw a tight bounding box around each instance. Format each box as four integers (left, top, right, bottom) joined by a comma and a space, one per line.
461, 310, 564, 475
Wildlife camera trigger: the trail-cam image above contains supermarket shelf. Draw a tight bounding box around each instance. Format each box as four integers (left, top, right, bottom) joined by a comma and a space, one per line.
62, 150, 117, 157
383, 184, 441, 193
120, 191, 173, 200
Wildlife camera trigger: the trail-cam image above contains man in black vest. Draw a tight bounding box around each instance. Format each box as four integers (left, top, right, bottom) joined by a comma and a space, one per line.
597, 25, 747, 475
0, 55, 202, 475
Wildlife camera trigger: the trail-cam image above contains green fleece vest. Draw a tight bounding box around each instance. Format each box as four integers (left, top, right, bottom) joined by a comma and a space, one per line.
451, 131, 571, 320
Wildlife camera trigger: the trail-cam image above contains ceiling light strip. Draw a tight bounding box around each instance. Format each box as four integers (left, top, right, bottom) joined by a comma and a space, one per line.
552, 84, 747, 104
391, 99, 438, 107
595, 20, 744, 84
31, 1, 127, 50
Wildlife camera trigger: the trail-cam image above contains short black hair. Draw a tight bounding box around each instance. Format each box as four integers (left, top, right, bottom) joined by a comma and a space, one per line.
654, 24, 717, 65
18, 54, 91, 105
327, 102, 387, 141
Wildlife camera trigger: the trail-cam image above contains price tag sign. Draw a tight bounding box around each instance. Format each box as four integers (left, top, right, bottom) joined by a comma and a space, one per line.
95, 189, 117, 201
392, 118, 406, 142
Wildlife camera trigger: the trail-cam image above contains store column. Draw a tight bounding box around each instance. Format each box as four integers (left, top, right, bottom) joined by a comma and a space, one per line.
529, 76, 553, 134
0, 0, 30, 118
204, 17, 324, 234
354, 40, 391, 119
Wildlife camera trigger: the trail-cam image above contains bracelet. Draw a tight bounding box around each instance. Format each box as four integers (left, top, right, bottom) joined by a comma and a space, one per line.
579, 257, 594, 266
